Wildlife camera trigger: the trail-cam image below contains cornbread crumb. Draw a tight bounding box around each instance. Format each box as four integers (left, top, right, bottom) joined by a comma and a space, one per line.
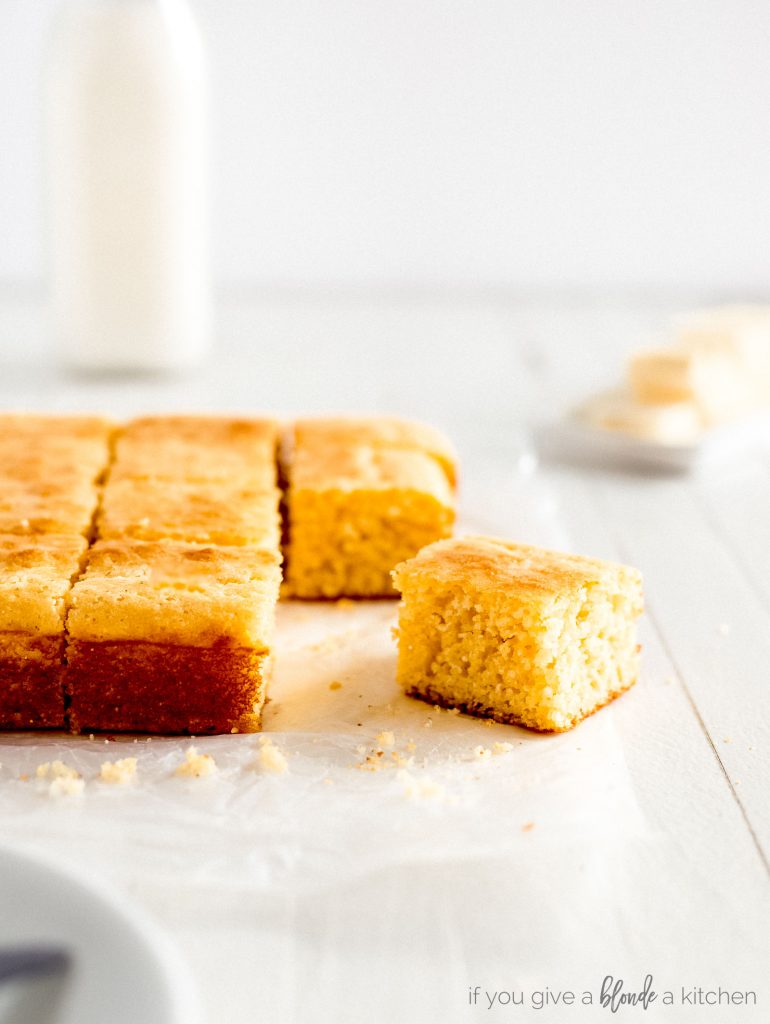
36, 760, 79, 781
336, 598, 355, 609
329, 681, 342, 691
49, 776, 85, 798
175, 746, 217, 778
322, 777, 333, 785
258, 737, 289, 774
376, 730, 395, 749
397, 770, 445, 800
492, 741, 513, 755
522, 821, 535, 832
406, 740, 417, 752
391, 751, 415, 768
473, 746, 492, 762
99, 757, 137, 784
423, 717, 433, 729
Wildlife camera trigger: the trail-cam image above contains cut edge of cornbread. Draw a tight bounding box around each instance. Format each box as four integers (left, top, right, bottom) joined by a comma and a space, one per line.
282, 439, 456, 598
392, 536, 643, 733
67, 641, 270, 735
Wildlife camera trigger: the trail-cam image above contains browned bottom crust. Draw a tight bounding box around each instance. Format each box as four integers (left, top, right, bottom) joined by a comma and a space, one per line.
0, 634, 66, 730
405, 678, 637, 734
66, 639, 269, 735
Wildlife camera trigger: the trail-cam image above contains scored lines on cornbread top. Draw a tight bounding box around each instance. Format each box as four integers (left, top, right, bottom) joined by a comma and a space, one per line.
111, 416, 279, 485
67, 539, 281, 649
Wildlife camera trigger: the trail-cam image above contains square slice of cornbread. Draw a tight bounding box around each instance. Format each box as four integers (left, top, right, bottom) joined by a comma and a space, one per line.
0, 415, 113, 537
284, 429, 456, 598
0, 533, 88, 729
65, 540, 281, 734
111, 415, 278, 486
99, 477, 281, 549
392, 536, 643, 732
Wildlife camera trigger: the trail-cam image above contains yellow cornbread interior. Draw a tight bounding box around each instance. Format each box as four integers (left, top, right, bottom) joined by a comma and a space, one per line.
285, 435, 456, 598
393, 536, 643, 732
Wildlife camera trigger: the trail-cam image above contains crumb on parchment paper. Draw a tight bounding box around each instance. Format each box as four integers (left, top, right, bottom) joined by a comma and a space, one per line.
397, 769, 445, 801
36, 760, 79, 781
258, 737, 289, 774
175, 746, 217, 779
99, 757, 138, 784
49, 776, 85, 798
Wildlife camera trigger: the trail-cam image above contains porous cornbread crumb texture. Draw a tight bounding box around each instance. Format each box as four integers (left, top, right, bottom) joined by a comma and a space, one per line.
392, 536, 643, 733
0, 416, 113, 729
66, 415, 282, 735
284, 417, 456, 598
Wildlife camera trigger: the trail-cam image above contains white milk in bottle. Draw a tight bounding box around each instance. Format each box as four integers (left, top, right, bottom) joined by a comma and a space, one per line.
48, 0, 210, 371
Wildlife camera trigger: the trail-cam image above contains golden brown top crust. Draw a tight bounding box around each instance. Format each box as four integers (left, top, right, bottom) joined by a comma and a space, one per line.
67, 540, 282, 647
0, 534, 88, 634
81, 538, 280, 584
290, 444, 453, 504
113, 416, 279, 484
0, 414, 114, 440
121, 415, 278, 446
292, 416, 457, 487
0, 416, 114, 485
99, 478, 281, 547
392, 536, 643, 601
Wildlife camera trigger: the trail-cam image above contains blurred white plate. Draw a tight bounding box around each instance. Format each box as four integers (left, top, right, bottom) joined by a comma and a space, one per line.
537, 410, 770, 472
0, 845, 199, 1024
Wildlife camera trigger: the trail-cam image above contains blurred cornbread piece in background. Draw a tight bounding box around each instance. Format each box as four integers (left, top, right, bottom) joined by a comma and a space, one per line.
675, 305, 770, 378
66, 540, 281, 734
392, 536, 643, 733
111, 415, 278, 486
623, 305, 770, 436
99, 475, 281, 548
0, 533, 88, 729
0, 415, 113, 537
579, 388, 702, 445
629, 347, 751, 426
283, 417, 456, 598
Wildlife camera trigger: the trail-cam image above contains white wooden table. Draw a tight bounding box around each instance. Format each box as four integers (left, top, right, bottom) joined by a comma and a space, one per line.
1, 288, 768, 1024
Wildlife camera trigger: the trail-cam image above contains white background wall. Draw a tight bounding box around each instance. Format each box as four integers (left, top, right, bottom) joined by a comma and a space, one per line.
3, 0, 770, 293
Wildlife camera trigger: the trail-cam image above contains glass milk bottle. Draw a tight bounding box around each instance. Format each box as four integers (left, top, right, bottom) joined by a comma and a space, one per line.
47, 0, 210, 371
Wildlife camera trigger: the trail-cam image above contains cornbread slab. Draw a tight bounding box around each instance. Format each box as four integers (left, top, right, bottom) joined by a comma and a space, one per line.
66, 540, 282, 734
393, 536, 643, 733
0, 534, 88, 728
283, 418, 456, 598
